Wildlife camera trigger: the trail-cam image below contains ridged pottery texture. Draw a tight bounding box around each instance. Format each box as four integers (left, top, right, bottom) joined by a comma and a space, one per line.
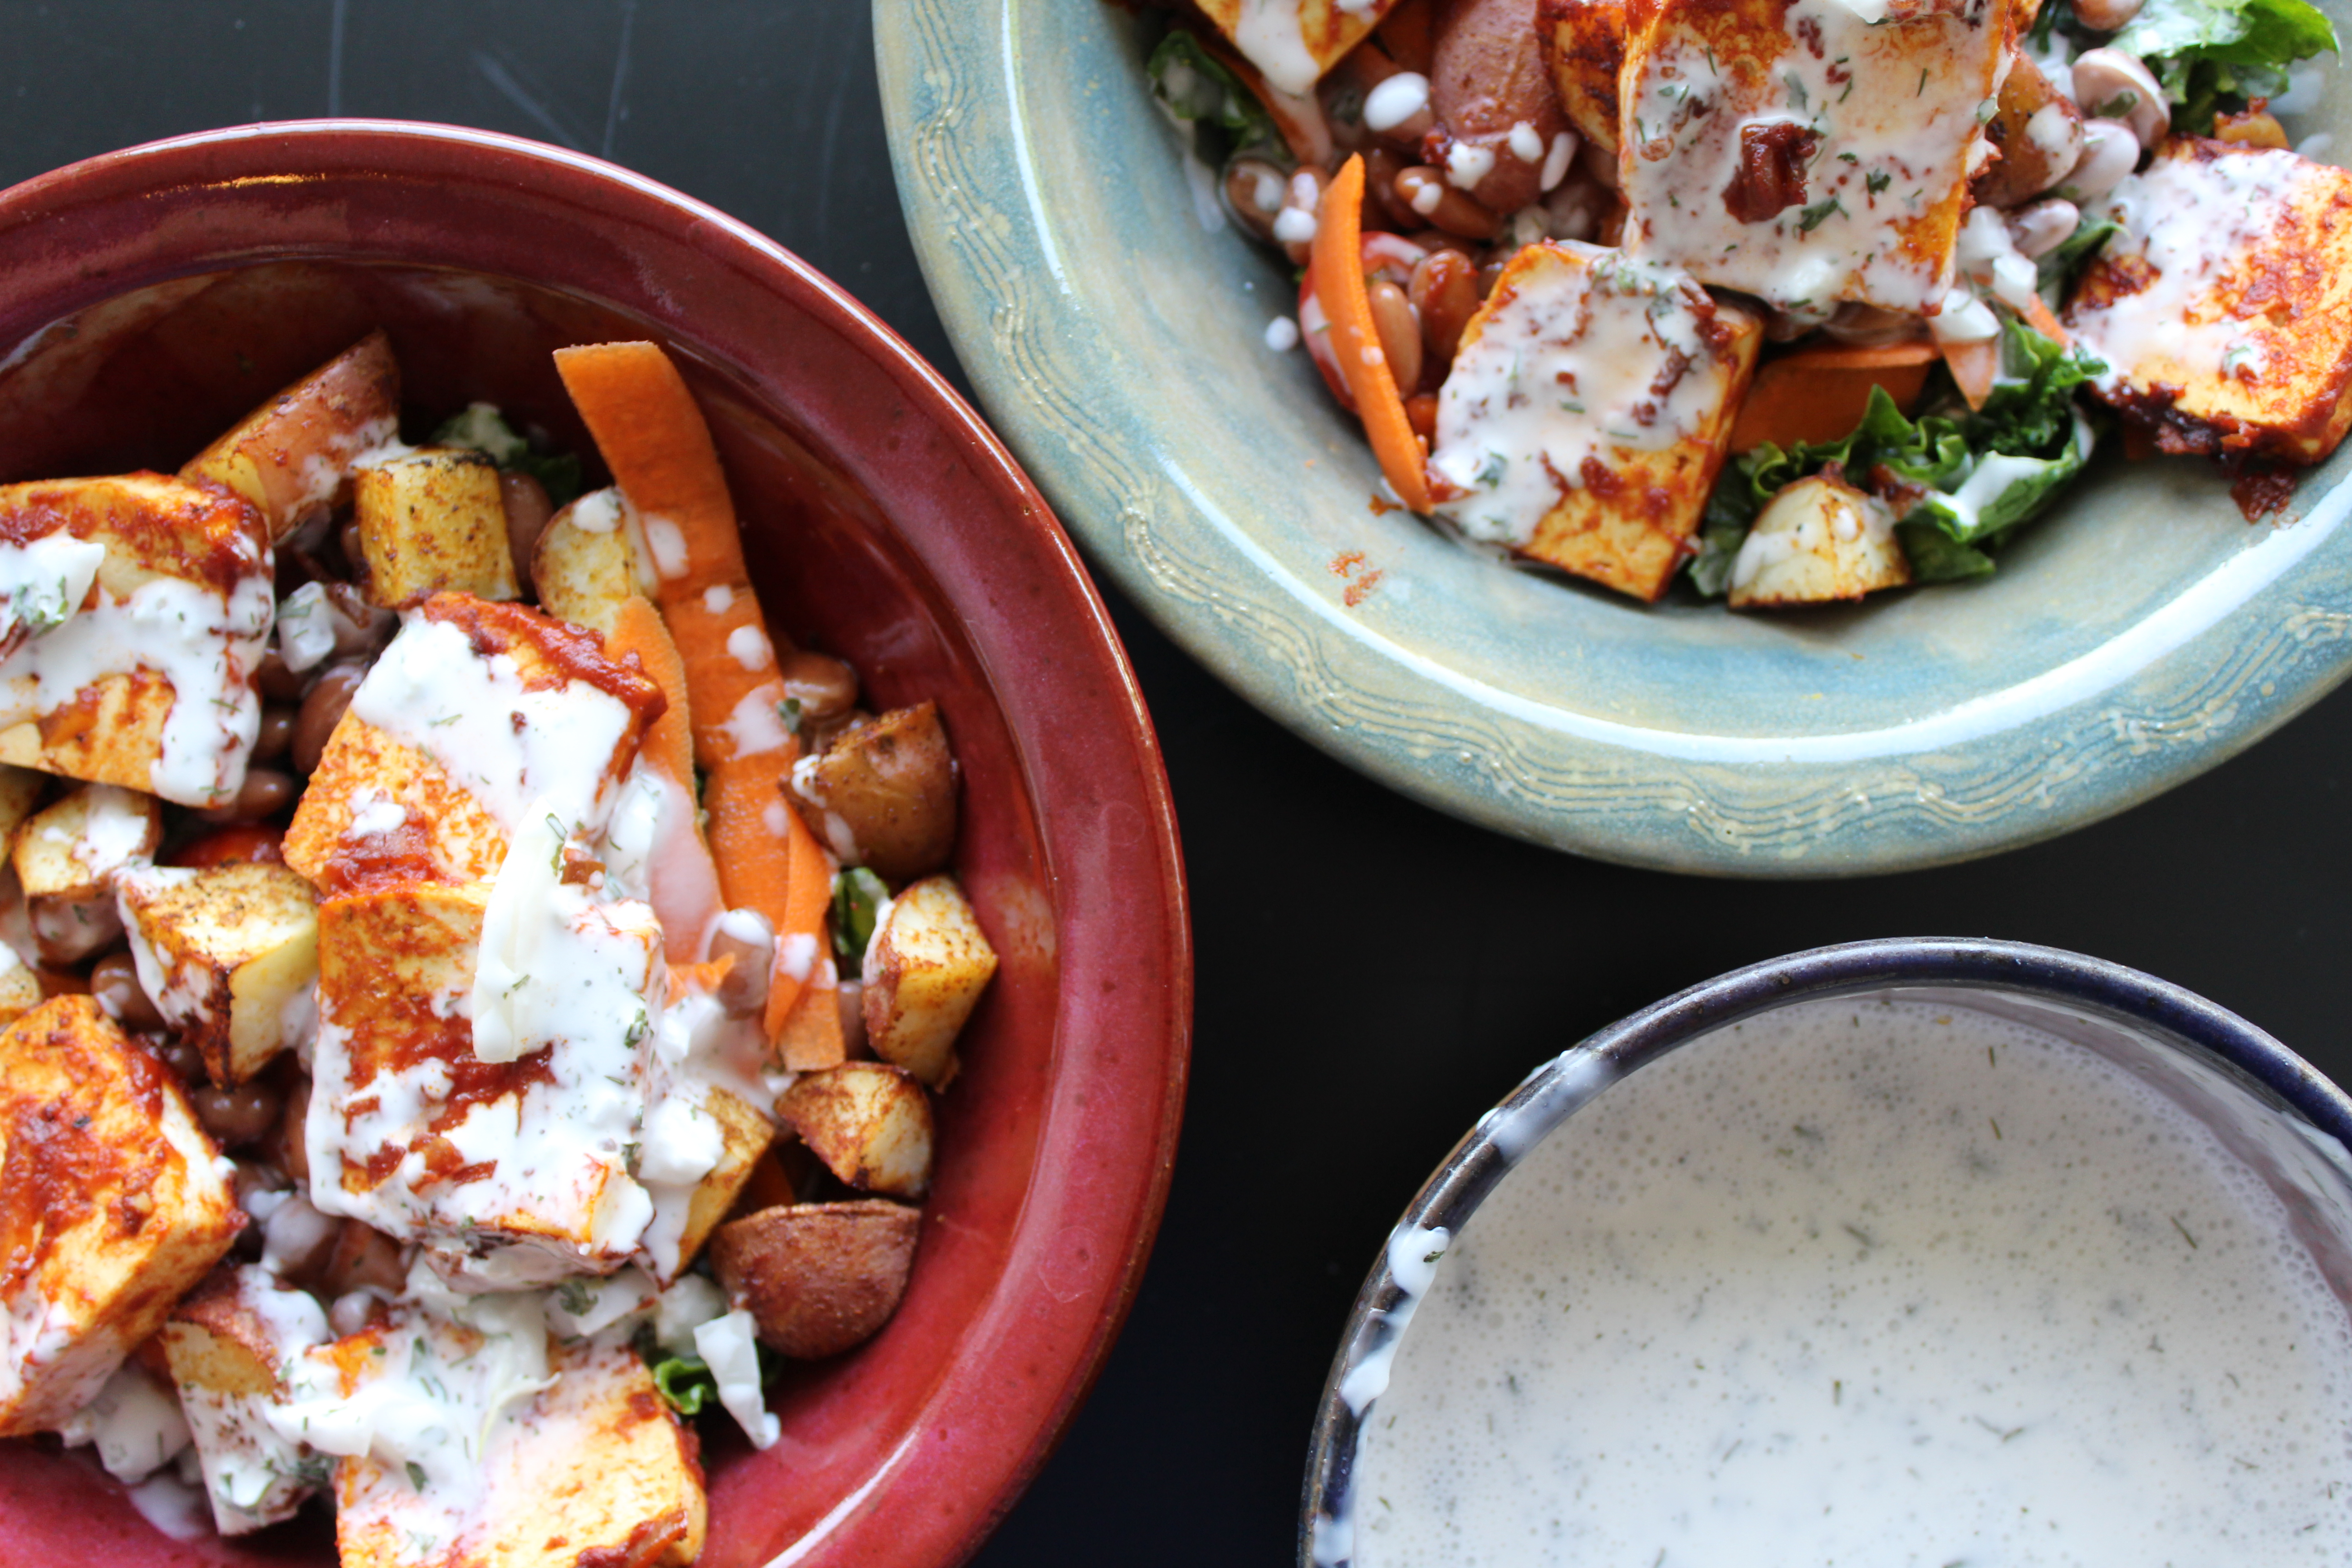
876, 0, 2352, 877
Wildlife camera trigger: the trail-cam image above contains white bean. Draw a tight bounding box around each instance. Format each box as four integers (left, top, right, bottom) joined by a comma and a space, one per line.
2007, 198, 2081, 259
2057, 120, 2141, 205
2071, 49, 2169, 150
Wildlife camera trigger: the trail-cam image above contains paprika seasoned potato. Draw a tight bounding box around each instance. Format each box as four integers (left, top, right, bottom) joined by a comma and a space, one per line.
785, 701, 958, 883
778, 1061, 936, 1200
711, 1200, 921, 1359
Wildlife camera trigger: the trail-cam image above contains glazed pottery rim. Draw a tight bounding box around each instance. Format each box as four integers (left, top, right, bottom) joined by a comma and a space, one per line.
1298, 936, 2352, 1566
0, 119, 1192, 1568
875, 0, 2352, 879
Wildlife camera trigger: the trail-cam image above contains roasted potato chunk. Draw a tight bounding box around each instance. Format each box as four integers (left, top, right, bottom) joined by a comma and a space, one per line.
785, 702, 958, 883
162, 1264, 333, 1534
2068, 139, 2352, 466
863, 875, 1000, 1089
1972, 48, 2081, 210
1728, 475, 1912, 607
711, 1200, 920, 1359
638, 1084, 779, 1284
529, 489, 643, 636
12, 782, 158, 899
0, 996, 242, 1435
1430, 240, 1761, 602
352, 446, 520, 609
778, 1062, 934, 1199
116, 860, 319, 1085
181, 331, 401, 542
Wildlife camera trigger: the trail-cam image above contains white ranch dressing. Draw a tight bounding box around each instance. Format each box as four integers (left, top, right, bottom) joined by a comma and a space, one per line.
348, 614, 639, 841
0, 559, 272, 807
1350, 999, 2352, 1566
1233, 0, 1323, 95
1622, 0, 2001, 312
0, 530, 103, 647
2072, 144, 2307, 400
1430, 241, 1735, 549
174, 1267, 333, 1534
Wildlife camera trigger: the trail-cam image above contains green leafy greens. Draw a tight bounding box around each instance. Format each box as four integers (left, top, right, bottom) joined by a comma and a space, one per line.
1147, 31, 1279, 152
1690, 322, 2106, 594
2111, 0, 2337, 131
832, 867, 891, 968
431, 402, 585, 508
650, 1354, 718, 1416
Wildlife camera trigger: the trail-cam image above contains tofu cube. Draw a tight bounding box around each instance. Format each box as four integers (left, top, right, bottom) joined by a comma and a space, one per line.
117, 861, 320, 1086
13, 783, 160, 899
309, 879, 663, 1283
334, 1332, 706, 1568
529, 490, 643, 637
778, 1064, 935, 1200
161, 1264, 333, 1534
1539, 0, 1627, 153
1728, 473, 1913, 607
353, 446, 520, 610
0, 995, 241, 1435
1429, 240, 1762, 601
0, 473, 274, 806
1618, 0, 2004, 312
181, 331, 402, 542
284, 594, 665, 895
2067, 138, 2352, 466
1191, 0, 1400, 94
863, 876, 1001, 1090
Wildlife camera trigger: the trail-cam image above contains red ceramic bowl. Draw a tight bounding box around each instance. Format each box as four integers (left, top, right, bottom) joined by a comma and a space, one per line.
0, 122, 1190, 1567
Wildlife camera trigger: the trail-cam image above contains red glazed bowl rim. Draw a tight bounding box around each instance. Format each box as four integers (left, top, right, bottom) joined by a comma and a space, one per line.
0, 119, 1191, 1567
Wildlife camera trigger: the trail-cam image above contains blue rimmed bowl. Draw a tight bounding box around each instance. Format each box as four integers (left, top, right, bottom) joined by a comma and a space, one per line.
876, 1, 2352, 876
1299, 936, 2352, 1563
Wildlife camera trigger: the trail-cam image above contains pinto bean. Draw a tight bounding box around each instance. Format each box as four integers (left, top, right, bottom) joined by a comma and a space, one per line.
1365, 280, 1425, 394
191, 1079, 284, 1147
1394, 166, 1502, 240
90, 951, 164, 1031
198, 768, 296, 825
1409, 249, 1481, 363
292, 661, 368, 774
500, 471, 555, 588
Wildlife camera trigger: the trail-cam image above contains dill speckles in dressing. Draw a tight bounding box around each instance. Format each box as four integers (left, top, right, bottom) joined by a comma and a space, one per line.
1349, 999, 2352, 1567
1622, 0, 2003, 313
1429, 241, 1755, 567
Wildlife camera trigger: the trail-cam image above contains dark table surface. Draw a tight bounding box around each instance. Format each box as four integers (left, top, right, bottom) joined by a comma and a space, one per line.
4, 3, 2349, 1563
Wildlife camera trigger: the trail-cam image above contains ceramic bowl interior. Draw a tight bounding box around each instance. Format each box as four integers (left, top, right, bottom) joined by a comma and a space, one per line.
880, 2, 2352, 875
0, 124, 1189, 1568
1300, 938, 2352, 1564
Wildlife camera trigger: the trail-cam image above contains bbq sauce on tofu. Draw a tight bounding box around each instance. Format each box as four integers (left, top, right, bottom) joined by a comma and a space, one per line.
1620, 0, 2003, 313
1429, 240, 1760, 600
2069, 138, 2352, 467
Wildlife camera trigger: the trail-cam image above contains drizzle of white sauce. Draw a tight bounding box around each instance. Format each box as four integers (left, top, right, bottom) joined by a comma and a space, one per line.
1430, 242, 1735, 548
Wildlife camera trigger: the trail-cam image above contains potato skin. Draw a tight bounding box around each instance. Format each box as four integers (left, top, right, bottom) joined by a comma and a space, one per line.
711, 1200, 920, 1359
789, 702, 957, 884
1431, 0, 1570, 214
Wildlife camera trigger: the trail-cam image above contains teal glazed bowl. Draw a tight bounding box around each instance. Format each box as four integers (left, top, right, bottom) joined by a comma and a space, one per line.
877, 0, 2352, 877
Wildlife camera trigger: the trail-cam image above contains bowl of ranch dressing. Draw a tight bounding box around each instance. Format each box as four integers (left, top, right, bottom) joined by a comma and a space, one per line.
1305, 938, 2352, 1568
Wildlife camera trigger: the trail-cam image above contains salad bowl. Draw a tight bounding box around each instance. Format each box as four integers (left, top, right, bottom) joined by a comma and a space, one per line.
878, 0, 2352, 876
0, 121, 1190, 1568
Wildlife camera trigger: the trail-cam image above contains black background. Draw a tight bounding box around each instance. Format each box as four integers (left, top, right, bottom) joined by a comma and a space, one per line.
0, 3, 2345, 1561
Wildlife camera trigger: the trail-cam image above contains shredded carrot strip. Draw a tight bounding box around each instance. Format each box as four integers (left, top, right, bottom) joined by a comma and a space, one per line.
1312, 156, 1433, 512
554, 341, 833, 1044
